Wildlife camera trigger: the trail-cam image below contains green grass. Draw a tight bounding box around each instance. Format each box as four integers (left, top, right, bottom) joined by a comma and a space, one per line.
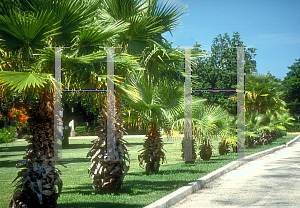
0, 134, 299, 208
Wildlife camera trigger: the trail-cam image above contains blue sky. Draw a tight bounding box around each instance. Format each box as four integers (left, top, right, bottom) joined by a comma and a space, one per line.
160, 0, 300, 81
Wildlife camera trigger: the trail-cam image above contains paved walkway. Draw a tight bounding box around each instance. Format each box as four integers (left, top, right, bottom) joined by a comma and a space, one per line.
169, 138, 300, 208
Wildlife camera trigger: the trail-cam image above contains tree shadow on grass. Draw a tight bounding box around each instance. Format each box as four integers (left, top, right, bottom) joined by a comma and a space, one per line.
58, 202, 141, 208
0, 145, 27, 153
63, 177, 190, 197
0, 153, 23, 159
63, 183, 149, 196
126, 142, 173, 146
0, 157, 90, 168
58, 157, 90, 165
122, 179, 190, 192
0, 159, 22, 168
62, 143, 93, 150
127, 168, 205, 176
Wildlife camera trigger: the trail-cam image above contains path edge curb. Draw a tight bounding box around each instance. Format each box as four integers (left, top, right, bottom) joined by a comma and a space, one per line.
144, 135, 300, 208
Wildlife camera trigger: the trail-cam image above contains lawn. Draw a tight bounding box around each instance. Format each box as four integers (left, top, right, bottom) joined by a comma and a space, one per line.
0, 133, 299, 208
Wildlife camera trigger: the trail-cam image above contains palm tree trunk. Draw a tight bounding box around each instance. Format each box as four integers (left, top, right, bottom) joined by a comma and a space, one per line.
138, 124, 166, 175
181, 137, 197, 163
9, 89, 62, 208
87, 91, 130, 194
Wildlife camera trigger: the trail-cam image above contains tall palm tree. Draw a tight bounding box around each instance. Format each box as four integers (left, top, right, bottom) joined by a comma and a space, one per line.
0, 0, 133, 206
0, 8, 63, 207
86, 0, 188, 184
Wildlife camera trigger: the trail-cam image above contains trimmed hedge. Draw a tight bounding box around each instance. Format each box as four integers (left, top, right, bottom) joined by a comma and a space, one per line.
75, 126, 97, 136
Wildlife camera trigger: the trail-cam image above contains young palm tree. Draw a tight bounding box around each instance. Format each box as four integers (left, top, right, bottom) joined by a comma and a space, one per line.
126, 71, 183, 174
259, 108, 295, 143
244, 110, 266, 147
171, 101, 235, 161
84, 54, 141, 193
86, 91, 131, 193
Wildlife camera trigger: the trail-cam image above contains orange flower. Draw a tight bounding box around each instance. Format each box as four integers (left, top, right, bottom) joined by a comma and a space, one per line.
18, 114, 28, 123
9, 111, 14, 117
18, 107, 25, 112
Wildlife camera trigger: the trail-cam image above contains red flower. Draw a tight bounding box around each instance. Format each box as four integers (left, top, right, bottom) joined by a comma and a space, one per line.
19, 114, 27, 123
8, 107, 28, 123
9, 111, 15, 117
18, 107, 25, 112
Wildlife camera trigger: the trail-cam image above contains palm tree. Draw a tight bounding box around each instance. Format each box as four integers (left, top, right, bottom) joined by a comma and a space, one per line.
86, 0, 187, 182
0, 8, 63, 207
244, 73, 285, 115
171, 101, 235, 161
244, 110, 266, 147
125, 70, 185, 174
259, 108, 295, 143
0, 0, 132, 206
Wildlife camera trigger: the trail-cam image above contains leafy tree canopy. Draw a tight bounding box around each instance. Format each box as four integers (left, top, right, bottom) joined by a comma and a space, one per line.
280, 58, 300, 121
192, 32, 257, 115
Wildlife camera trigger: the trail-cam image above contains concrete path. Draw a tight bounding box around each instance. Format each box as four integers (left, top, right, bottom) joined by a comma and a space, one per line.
169, 138, 300, 208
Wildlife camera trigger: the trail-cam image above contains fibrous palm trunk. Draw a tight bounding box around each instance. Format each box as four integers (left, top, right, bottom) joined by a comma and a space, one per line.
87, 92, 130, 194
199, 139, 212, 161
138, 124, 167, 175
181, 137, 197, 163
9, 90, 62, 208
218, 140, 230, 155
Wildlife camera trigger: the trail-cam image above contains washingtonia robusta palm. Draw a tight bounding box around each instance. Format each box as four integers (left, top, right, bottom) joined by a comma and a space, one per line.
125, 71, 184, 174
0, 0, 135, 206
86, 0, 188, 180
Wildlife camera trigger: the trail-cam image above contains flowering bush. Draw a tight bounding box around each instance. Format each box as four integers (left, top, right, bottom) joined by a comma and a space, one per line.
9, 107, 28, 125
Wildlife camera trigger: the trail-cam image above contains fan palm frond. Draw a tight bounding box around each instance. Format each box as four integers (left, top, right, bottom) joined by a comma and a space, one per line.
0, 71, 54, 93
0, 10, 60, 60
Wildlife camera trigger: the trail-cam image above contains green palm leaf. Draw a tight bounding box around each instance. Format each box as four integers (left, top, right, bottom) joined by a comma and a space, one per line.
0, 71, 54, 92
0, 10, 60, 54
147, 0, 187, 33
25, 0, 102, 45
74, 20, 129, 51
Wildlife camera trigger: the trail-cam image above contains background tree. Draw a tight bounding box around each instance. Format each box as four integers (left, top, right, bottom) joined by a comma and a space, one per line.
280, 58, 300, 122
192, 32, 257, 115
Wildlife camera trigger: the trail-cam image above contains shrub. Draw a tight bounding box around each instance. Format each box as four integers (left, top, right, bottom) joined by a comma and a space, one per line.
75, 126, 88, 136
284, 122, 300, 132
281, 130, 287, 136
0, 126, 16, 143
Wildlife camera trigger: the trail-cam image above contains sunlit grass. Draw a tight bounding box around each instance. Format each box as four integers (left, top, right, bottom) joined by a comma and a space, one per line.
0, 134, 298, 208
